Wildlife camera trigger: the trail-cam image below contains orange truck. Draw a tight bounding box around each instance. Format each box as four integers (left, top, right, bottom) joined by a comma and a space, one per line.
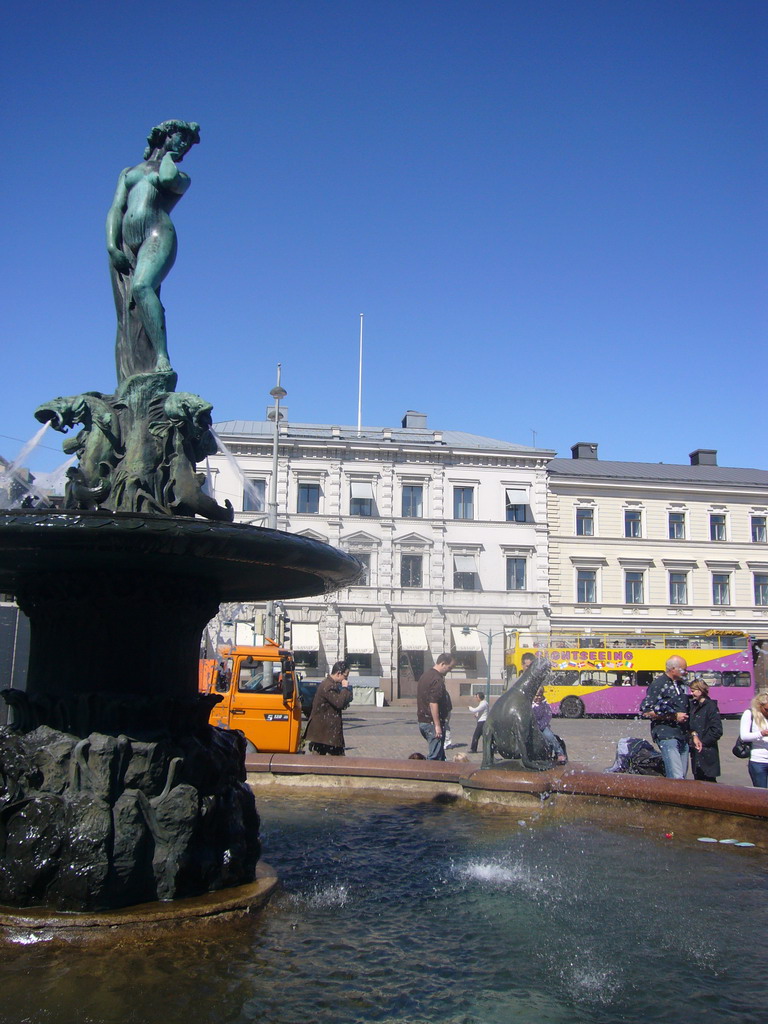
198, 641, 306, 753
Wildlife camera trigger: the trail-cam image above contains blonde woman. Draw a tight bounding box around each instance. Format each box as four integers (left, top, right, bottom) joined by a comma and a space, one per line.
740, 691, 768, 788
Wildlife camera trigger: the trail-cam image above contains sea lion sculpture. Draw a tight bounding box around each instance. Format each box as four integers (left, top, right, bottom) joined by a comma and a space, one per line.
481, 659, 556, 771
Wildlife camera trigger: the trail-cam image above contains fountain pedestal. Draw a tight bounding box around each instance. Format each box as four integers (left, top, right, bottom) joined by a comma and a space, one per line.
0, 509, 362, 911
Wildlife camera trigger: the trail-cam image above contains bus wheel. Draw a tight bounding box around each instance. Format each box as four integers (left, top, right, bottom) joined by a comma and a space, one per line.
559, 696, 585, 719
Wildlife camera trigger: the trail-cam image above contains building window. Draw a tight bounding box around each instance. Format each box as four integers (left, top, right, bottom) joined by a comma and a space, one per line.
402, 485, 423, 518
754, 574, 768, 606
506, 502, 526, 523
712, 573, 730, 605
625, 571, 644, 604
668, 512, 686, 540
624, 510, 642, 538
710, 514, 726, 541
669, 571, 688, 605
452, 652, 478, 674
453, 554, 478, 591
352, 553, 370, 586
453, 487, 474, 520
576, 507, 594, 536
346, 653, 372, 673
506, 557, 526, 591
401, 554, 423, 588
752, 516, 767, 543
505, 488, 528, 523
243, 478, 266, 512
577, 569, 597, 604
297, 482, 320, 514
350, 481, 375, 517
293, 650, 319, 671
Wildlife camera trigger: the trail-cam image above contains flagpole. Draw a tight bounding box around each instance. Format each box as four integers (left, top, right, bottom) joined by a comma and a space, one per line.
357, 313, 364, 436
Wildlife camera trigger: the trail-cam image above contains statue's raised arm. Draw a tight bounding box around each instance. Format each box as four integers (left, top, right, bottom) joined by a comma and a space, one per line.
107, 120, 200, 383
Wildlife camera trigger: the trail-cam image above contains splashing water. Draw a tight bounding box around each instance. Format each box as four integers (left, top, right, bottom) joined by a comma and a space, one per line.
290, 883, 350, 910
0, 422, 58, 508
6, 421, 51, 473
209, 428, 265, 514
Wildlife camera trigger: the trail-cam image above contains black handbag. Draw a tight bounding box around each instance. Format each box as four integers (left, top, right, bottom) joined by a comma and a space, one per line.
733, 712, 753, 759
732, 738, 751, 759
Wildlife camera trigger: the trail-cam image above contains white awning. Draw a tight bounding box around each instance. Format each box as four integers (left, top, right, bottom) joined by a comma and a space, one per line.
345, 624, 375, 654
399, 625, 429, 651
453, 554, 478, 573
350, 481, 374, 499
505, 487, 529, 504
451, 626, 482, 652
292, 623, 320, 651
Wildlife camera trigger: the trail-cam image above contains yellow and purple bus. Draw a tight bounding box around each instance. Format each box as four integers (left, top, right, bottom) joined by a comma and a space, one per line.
504, 630, 759, 718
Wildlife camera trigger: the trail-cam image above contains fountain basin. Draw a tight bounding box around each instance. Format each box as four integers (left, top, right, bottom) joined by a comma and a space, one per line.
0, 508, 362, 911
1, 764, 764, 1024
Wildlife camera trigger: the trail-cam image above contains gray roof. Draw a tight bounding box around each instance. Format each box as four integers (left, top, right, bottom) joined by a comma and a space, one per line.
548, 458, 768, 488
214, 420, 554, 455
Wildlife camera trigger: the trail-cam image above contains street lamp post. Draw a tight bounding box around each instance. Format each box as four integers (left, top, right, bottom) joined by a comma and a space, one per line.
462, 625, 508, 698
264, 364, 287, 640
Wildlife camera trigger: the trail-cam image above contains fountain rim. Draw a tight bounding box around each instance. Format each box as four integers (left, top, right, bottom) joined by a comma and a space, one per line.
0, 507, 363, 600
0, 862, 279, 938
244, 753, 768, 822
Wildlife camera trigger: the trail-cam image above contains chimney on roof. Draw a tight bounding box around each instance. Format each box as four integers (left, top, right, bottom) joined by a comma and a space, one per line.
402, 411, 427, 429
690, 449, 717, 466
571, 442, 598, 460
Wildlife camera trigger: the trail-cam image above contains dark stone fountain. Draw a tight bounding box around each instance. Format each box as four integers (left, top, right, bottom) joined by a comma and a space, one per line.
0, 121, 361, 915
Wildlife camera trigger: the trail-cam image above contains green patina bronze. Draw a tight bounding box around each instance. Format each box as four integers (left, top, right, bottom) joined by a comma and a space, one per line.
36, 121, 232, 522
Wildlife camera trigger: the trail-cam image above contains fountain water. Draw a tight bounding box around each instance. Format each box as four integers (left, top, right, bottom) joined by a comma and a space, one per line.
0, 422, 55, 507
208, 429, 266, 516
0, 789, 763, 1023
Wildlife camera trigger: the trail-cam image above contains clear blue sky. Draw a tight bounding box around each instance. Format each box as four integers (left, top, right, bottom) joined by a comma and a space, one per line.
2, 0, 765, 476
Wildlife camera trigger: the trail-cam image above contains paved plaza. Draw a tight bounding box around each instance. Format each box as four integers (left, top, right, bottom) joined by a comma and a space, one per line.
340, 705, 753, 788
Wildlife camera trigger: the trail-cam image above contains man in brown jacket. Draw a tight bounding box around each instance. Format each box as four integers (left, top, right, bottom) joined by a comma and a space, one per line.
416, 653, 455, 760
304, 661, 353, 755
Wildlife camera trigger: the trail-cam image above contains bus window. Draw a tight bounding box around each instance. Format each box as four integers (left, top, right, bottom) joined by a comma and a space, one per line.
549, 671, 579, 687
636, 671, 654, 687
607, 672, 636, 686
580, 671, 608, 686
691, 670, 750, 688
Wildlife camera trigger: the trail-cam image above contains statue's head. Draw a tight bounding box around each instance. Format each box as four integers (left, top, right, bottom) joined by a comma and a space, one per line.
144, 120, 201, 161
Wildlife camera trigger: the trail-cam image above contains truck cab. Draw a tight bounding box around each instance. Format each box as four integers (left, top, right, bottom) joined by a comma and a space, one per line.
199, 642, 303, 753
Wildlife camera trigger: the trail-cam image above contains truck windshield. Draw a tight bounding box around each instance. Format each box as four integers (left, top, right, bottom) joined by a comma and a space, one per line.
238, 659, 281, 693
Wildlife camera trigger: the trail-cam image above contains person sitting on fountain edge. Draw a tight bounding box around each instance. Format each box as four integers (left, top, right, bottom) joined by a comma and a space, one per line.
532, 687, 567, 764
416, 653, 455, 760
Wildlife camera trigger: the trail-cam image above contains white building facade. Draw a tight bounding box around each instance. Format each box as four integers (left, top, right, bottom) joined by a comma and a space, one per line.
547, 444, 768, 639
207, 412, 554, 703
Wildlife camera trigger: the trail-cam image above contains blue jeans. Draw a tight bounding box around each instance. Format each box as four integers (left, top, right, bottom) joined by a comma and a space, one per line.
540, 726, 565, 759
419, 722, 445, 761
658, 737, 689, 779
748, 761, 768, 788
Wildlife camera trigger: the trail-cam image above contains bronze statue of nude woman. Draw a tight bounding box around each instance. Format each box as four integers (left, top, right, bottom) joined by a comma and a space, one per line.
106, 120, 201, 383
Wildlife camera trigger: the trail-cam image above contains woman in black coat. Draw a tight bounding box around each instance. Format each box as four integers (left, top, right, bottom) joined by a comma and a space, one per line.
688, 678, 723, 782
